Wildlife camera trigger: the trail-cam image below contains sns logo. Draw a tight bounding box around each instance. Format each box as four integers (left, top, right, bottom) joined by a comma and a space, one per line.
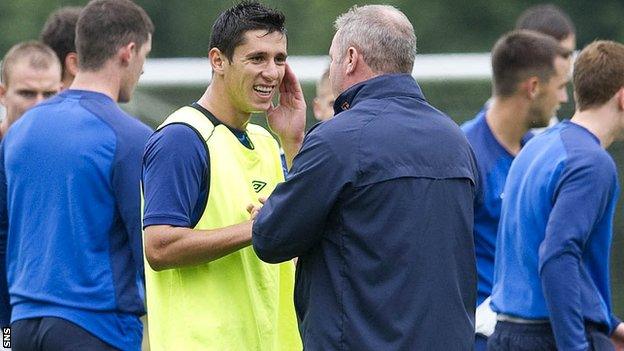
252, 180, 267, 193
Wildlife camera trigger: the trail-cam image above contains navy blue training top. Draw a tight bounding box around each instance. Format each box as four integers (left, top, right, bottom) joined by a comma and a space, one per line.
0, 90, 152, 350
461, 108, 532, 305
253, 74, 479, 350
491, 121, 620, 350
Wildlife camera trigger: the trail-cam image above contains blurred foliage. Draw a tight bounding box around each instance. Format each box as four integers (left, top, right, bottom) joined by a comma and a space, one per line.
1, 0, 624, 56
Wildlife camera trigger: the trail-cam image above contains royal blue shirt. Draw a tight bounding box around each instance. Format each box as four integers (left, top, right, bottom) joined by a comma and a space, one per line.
461, 108, 532, 305
0, 90, 152, 350
491, 121, 620, 350
253, 74, 479, 350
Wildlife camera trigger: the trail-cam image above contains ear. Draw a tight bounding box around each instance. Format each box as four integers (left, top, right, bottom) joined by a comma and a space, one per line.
65, 52, 79, 77
119, 42, 136, 67
209, 48, 226, 75
617, 87, 624, 111
522, 76, 540, 100
0, 84, 6, 107
345, 47, 358, 75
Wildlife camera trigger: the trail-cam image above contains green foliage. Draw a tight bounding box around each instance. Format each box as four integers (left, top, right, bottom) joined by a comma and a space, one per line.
2, 0, 623, 56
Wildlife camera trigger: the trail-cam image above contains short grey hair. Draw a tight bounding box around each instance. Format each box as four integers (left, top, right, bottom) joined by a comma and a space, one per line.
334, 5, 416, 74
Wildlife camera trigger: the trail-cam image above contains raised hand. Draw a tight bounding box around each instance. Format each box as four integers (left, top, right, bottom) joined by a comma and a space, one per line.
267, 63, 306, 169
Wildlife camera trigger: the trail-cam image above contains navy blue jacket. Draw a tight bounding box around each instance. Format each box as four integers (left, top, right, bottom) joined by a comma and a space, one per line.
253, 74, 478, 350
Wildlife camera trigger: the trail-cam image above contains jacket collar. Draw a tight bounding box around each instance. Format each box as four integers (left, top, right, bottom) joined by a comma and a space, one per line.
333, 74, 425, 114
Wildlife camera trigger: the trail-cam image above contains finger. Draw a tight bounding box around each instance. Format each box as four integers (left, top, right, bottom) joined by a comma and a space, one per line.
258, 197, 267, 204
246, 203, 254, 214
282, 63, 301, 95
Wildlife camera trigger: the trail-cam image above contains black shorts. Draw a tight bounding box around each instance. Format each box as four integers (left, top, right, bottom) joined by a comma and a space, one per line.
11, 317, 118, 351
487, 320, 613, 351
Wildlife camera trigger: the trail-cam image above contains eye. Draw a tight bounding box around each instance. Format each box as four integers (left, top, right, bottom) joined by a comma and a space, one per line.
17, 90, 37, 99
275, 56, 286, 65
43, 91, 57, 98
249, 56, 264, 63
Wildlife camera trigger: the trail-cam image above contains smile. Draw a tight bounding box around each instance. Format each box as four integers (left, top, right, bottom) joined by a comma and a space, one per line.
253, 85, 274, 95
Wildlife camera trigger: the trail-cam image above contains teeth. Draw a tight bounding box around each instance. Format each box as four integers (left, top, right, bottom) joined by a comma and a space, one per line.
254, 85, 273, 93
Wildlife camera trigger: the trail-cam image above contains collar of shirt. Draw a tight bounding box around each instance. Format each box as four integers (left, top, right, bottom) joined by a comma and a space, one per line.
332, 73, 425, 115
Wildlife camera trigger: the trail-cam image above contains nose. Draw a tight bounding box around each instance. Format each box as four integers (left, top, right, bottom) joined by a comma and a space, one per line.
35, 93, 47, 103
262, 60, 280, 81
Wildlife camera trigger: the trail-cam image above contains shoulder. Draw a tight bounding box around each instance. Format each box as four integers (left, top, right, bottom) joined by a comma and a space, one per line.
146, 124, 207, 162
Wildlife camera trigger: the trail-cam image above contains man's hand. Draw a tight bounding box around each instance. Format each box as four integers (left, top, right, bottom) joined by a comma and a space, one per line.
612, 323, 624, 351
247, 197, 267, 220
267, 63, 305, 168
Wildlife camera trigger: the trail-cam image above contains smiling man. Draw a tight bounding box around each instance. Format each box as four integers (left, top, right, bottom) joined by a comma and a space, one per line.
0, 41, 61, 140
141, 1, 303, 350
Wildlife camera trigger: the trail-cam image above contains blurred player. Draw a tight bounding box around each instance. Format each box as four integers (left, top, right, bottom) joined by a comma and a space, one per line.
312, 68, 334, 121
516, 4, 576, 55
0, 41, 61, 139
516, 3, 576, 133
462, 30, 570, 350
0, 0, 153, 349
141, 2, 302, 350
40, 6, 82, 89
490, 40, 624, 351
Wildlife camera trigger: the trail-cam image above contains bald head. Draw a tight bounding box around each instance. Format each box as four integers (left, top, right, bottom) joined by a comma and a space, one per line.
333, 5, 416, 74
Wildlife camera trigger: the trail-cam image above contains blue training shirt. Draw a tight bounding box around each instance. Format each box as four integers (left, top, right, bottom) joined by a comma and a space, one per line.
491, 121, 620, 350
461, 108, 532, 305
0, 90, 152, 350
253, 74, 478, 350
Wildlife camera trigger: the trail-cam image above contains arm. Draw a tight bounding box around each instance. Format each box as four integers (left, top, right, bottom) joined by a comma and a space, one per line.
142, 124, 253, 271
267, 63, 306, 169
0, 143, 10, 326
112, 127, 152, 278
252, 128, 349, 263
144, 222, 251, 271
539, 158, 614, 351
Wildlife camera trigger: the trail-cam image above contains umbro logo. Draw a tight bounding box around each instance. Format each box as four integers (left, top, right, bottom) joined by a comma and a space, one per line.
252, 180, 267, 193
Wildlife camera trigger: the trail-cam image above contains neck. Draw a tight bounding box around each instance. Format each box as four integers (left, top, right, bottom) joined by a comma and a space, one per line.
69, 64, 120, 102
197, 80, 250, 130
485, 96, 531, 155
571, 103, 621, 149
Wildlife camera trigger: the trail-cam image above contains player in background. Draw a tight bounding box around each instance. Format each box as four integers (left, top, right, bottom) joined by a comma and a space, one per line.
490, 40, 624, 351
312, 68, 334, 121
462, 30, 570, 350
0, 42, 61, 140
40, 6, 82, 90
516, 3, 576, 133
0, 0, 153, 349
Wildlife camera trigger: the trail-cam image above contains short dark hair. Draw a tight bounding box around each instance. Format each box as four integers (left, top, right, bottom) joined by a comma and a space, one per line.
76, 0, 154, 71
40, 6, 82, 71
573, 41, 624, 111
491, 30, 569, 97
1, 41, 60, 85
516, 4, 575, 42
209, 1, 285, 61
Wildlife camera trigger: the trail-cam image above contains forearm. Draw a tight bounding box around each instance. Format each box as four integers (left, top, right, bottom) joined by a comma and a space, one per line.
541, 253, 588, 350
145, 221, 252, 271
